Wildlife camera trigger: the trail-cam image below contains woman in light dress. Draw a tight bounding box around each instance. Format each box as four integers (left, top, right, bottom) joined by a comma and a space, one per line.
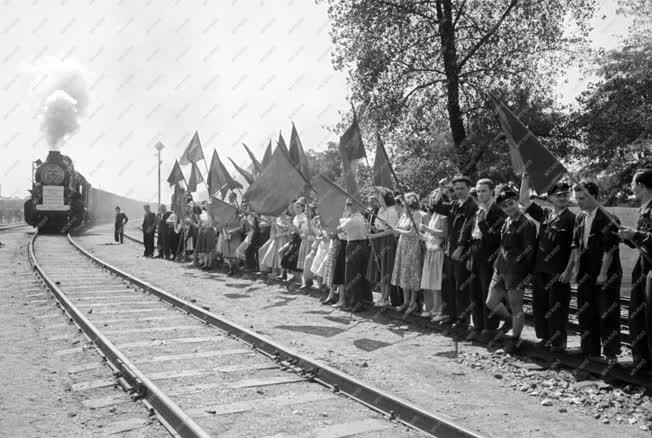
279, 198, 306, 281
418, 189, 447, 318
259, 206, 292, 276
300, 204, 321, 289
391, 192, 426, 317
216, 192, 243, 276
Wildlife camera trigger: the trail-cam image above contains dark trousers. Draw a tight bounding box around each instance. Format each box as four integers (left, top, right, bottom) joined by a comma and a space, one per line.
344, 240, 372, 308
629, 262, 652, 369
533, 272, 571, 347
471, 257, 499, 332
245, 244, 259, 271
157, 229, 171, 258
114, 226, 123, 243
442, 254, 456, 319
452, 258, 473, 328
577, 273, 621, 356
143, 231, 155, 256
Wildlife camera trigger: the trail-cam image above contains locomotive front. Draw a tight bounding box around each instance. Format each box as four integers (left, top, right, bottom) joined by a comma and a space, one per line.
24, 150, 87, 231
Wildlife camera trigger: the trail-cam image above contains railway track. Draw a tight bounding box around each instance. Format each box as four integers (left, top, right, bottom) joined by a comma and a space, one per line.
0, 222, 27, 231
29, 231, 483, 438
120, 229, 651, 392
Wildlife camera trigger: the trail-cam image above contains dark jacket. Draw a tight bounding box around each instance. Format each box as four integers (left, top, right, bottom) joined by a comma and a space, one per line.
526, 203, 576, 274
433, 197, 478, 255
114, 212, 128, 228
572, 208, 622, 278
631, 199, 652, 273
156, 211, 172, 234
474, 202, 506, 265
494, 213, 537, 274
142, 212, 156, 234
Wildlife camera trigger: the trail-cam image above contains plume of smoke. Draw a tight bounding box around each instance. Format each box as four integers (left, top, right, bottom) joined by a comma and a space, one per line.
34, 58, 90, 150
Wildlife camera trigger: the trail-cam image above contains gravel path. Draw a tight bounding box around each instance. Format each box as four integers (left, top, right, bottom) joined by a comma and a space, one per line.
0, 227, 169, 437
75, 224, 652, 437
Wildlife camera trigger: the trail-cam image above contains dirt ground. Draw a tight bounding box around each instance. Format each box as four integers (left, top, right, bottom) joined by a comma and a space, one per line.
0, 227, 168, 438
73, 224, 651, 438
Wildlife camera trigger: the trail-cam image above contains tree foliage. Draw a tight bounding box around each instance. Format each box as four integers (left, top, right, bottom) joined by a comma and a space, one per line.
326, 0, 596, 174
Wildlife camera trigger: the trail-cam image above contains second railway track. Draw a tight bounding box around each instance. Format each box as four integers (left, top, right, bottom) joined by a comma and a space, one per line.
29, 231, 482, 438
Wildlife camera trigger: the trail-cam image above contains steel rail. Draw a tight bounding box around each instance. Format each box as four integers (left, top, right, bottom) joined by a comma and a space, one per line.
0, 222, 27, 231
28, 231, 211, 438
69, 233, 483, 438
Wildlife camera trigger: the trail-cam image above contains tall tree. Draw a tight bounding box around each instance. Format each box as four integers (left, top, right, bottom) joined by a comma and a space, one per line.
326, 0, 596, 174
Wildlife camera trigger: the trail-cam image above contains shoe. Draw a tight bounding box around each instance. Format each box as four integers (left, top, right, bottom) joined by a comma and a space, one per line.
432, 314, 451, 324
298, 284, 309, 290
332, 302, 346, 308
402, 303, 417, 318
498, 318, 512, 335
465, 330, 480, 342
420, 310, 435, 318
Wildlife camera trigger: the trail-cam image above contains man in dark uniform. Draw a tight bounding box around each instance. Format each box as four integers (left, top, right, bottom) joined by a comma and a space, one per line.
468, 178, 505, 342
486, 187, 537, 353
114, 206, 128, 244
572, 181, 622, 361
142, 204, 156, 257
520, 174, 576, 352
156, 204, 172, 259
432, 175, 478, 337
618, 169, 652, 374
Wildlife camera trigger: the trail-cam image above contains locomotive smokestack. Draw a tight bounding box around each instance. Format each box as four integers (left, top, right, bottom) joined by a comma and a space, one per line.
35, 59, 90, 150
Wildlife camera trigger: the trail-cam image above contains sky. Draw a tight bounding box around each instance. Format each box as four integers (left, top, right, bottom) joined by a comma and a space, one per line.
0, 0, 634, 201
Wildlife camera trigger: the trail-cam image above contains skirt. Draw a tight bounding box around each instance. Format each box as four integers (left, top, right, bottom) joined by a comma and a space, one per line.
218, 230, 242, 259
281, 233, 302, 270
204, 227, 217, 256
196, 228, 206, 253
296, 238, 311, 268
260, 236, 288, 270
366, 235, 398, 290
322, 239, 340, 288
391, 235, 423, 290
344, 240, 372, 307
311, 240, 329, 277
421, 249, 444, 290
332, 239, 347, 286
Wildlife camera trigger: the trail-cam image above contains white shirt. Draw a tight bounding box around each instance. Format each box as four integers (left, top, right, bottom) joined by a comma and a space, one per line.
375, 205, 399, 230
339, 212, 368, 241
583, 207, 598, 247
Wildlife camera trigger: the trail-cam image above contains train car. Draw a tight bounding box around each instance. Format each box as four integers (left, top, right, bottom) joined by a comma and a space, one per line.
24, 150, 148, 232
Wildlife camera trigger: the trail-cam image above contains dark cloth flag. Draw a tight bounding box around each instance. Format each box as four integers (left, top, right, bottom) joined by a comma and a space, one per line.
208, 149, 242, 197
278, 132, 288, 154
313, 173, 365, 233
261, 140, 273, 169
289, 123, 312, 182
492, 95, 567, 194
208, 196, 240, 229
244, 144, 309, 216
207, 150, 223, 197
373, 133, 394, 189
229, 158, 254, 185
179, 131, 204, 166
340, 110, 366, 161
242, 143, 262, 175
187, 162, 204, 192
171, 183, 187, 217
166, 160, 185, 187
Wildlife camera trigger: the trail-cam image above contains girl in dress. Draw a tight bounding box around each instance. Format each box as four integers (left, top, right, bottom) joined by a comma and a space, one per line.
366, 188, 400, 307
217, 192, 243, 276
299, 204, 320, 289
280, 198, 306, 281
338, 200, 372, 311
419, 189, 447, 317
391, 192, 426, 317
331, 208, 351, 308
260, 208, 292, 276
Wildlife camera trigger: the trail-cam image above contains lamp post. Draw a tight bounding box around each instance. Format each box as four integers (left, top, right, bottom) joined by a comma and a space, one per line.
154, 142, 165, 207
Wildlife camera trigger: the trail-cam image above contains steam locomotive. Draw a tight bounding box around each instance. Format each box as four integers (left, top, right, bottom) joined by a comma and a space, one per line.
24, 151, 147, 233
24, 150, 89, 232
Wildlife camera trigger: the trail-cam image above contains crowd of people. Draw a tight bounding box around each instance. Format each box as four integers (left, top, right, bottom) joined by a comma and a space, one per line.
128, 169, 652, 376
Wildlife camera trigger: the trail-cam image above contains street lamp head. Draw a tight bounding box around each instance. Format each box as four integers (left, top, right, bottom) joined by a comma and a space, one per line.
154, 141, 165, 151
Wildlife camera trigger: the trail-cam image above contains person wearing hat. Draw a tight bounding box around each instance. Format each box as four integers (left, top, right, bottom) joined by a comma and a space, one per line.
572, 180, 622, 361
142, 204, 156, 257
486, 186, 537, 353
114, 206, 128, 244
618, 169, 652, 374
432, 175, 478, 336
520, 174, 576, 352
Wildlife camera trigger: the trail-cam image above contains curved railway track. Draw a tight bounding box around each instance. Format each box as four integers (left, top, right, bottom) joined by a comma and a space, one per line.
120, 229, 651, 392
29, 231, 483, 438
